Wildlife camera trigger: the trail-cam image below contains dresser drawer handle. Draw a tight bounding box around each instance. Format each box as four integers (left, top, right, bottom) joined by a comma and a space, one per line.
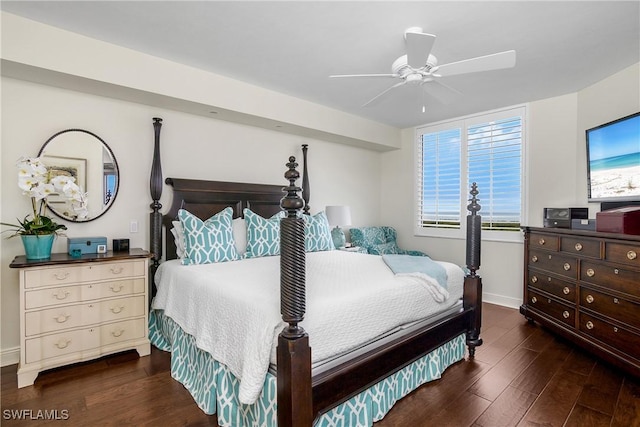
110, 284, 124, 293
574, 243, 583, 251
563, 263, 571, 271
110, 305, 124, 314
55, 314, 70, 323
628, 250, 637, 260
110, 266, 125, 275
563, 287, 570, 295
53, 272, 70, 280
531, 255, 538, 263
586, 268, 595, 277
586, 321, 594, 330
531, 275, 538, 283
562, 310, 570, 319
111, 329, 124, 338
53, 290, 70, 300
531, 296, 537, 304
538, 238, 545, 245
613, 297, 619, 304
55, 339, 71, 349
586, 294, 594, 303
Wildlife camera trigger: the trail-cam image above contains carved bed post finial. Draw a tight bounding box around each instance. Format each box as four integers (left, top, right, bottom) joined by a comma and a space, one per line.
302, 144, 310, 215
149, 117, 163, 302
277, 156, 313, 426
466, 182, 482, 277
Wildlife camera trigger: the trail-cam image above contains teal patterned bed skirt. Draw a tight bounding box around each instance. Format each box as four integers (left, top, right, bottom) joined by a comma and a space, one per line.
149, 309, 465, 426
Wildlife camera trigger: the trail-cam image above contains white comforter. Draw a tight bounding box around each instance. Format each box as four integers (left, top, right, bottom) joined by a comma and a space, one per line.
152, 251, 464, 404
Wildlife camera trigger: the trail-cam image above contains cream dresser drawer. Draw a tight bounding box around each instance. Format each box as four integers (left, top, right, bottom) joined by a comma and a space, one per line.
25, 295, 146, 336
25, 318, 147, 364
25, 278, 145, 310
10, 249, 151, 388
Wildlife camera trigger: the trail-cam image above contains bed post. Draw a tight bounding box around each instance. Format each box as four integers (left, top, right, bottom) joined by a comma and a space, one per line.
277, 156, 313, 426
149, 117, 163, 302
301, 144, 310, 215
464, 182, 483, 357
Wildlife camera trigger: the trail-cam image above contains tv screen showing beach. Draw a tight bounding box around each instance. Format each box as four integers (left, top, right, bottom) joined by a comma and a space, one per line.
587, 113, 640, 201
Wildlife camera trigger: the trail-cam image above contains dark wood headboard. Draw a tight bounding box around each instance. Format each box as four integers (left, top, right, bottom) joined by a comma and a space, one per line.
161, 178, 284, 261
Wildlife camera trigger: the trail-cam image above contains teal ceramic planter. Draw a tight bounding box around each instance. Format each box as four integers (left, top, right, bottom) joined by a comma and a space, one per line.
21, 234, 55, 260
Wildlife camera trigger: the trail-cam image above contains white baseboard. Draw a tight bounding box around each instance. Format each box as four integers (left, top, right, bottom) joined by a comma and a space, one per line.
483, 292, 521, 310
1, 346, 20, 367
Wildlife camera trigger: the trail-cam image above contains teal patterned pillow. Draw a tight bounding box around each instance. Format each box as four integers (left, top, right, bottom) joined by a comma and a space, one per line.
178, 208, 239, 265
304, 211, 334, 252
349, 227, 386, 249
243, 209, 285, 258
368, 242, 400, 255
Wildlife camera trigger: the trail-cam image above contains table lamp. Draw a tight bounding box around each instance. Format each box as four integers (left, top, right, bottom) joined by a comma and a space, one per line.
325, 205, 352, 248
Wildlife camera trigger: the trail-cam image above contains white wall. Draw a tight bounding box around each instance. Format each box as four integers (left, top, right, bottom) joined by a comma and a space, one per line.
381, 62, 640, 309
0, 77, 382, 364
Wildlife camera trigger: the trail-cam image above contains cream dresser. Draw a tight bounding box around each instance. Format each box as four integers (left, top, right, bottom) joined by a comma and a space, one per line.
10, 249, 152, 387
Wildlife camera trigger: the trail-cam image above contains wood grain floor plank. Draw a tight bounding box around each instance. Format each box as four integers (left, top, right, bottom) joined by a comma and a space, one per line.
577, 361, 624, 416
472, 386, 537, 427
564, 404, 613, 427
611, 377, 640, 427
510, 337, 572, 395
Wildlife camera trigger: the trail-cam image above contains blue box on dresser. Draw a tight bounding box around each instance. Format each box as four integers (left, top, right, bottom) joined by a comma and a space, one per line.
68, 237, 108, 255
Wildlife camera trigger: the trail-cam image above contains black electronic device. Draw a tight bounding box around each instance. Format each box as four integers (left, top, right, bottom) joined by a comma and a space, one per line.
113, 238, 130, 252
543, 207, 588, 228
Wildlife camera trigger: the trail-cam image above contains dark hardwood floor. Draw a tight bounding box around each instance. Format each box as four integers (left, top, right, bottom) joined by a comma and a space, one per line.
2, 303, 639, 426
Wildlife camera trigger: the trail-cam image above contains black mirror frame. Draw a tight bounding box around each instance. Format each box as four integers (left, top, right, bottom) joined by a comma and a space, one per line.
38, 129, 119, 223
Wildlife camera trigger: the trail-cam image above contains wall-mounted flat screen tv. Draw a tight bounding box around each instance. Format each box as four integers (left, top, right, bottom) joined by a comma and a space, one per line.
586, 112, 640, 202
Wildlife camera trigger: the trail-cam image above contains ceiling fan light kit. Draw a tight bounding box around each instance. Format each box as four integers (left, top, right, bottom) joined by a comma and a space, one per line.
330, 26, 516, 109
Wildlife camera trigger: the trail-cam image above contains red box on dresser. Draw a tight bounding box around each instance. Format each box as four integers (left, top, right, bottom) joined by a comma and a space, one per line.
596, 206, 640, 235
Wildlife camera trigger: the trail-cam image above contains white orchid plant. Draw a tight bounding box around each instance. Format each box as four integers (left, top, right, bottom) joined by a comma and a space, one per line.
1, 156, 88, 236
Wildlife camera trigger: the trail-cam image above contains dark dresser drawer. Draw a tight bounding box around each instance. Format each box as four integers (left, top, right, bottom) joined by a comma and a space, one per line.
580, 260, 640, 297
529, 249, 578, 279
605, 242, 640, 268
580, 287, 640, 328
528, 270, 575, 303
530, 233, 559, 251
579, 312, 640, 362
528, 289, 575, 327
560, 236, 601, 259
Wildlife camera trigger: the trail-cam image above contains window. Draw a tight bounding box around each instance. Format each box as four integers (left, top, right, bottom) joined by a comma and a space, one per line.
415, 106, 526, 241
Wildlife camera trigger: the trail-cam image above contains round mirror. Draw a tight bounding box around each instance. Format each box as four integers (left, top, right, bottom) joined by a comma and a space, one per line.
38, 129, 119, 222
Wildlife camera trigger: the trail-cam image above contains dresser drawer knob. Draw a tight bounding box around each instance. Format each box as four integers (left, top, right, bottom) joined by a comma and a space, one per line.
586, 268, 595, 277
613, 297, 619, 304
55, 339, 71, 349
110, 305, 124, 314
628, 250, 637, 260
111, 329, 124, 338
531, 296, 537, 304
110, 284, 124, 293
563, 287, 570, 295
53, 272, 70, 280
55, 314, 70, 323
531, 275, 538, 283
563, 263, 571, 271
613, 327, 618, 333
586, 294, 594, 303
532, 255, 538, 263
110, 266, 124, 275
538, 238, 545, 245
547, 298, 551, 303
586, 321, 594, 330
562, 310, 570, 319
53, 290, 70, 300
574, 243, 583, 251
614, 269, 619, 275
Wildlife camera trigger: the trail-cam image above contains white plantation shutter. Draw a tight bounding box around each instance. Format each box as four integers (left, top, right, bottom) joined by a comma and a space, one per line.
416, 106, 525, 239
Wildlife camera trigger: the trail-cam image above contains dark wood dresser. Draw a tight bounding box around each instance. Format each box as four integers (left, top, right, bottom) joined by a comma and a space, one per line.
521, 226, 640, 376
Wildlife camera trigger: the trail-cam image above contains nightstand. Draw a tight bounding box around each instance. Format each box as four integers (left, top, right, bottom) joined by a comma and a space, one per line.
10, 249, 152, 387
338, 246, 368, 254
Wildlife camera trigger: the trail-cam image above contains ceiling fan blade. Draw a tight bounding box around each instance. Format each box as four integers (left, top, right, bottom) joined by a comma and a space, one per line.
362, 81, 406, 107
329, 73, 398, 78
406, 32, 436, 68
421, 80, 462, 105
435, 50, 516, 77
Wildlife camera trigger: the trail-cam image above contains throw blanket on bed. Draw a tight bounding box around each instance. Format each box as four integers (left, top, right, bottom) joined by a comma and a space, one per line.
152, 251, 464, 405
382, 254, 449, 302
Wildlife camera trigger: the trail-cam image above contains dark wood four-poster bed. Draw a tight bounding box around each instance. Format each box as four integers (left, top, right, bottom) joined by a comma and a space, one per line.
147, 118, 483, 426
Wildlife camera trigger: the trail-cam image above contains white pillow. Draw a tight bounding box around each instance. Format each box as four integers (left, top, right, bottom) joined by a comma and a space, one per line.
171, 220, 186, 259
232, 217, 247, 256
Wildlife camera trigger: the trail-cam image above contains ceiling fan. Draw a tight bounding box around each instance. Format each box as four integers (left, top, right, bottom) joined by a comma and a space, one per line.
330, 27, 516, 109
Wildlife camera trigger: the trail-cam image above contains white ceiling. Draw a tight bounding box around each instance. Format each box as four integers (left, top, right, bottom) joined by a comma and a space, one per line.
2, 1, 639, 129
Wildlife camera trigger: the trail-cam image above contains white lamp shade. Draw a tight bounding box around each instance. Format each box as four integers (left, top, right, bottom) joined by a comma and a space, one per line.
325, 206, 352, 227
